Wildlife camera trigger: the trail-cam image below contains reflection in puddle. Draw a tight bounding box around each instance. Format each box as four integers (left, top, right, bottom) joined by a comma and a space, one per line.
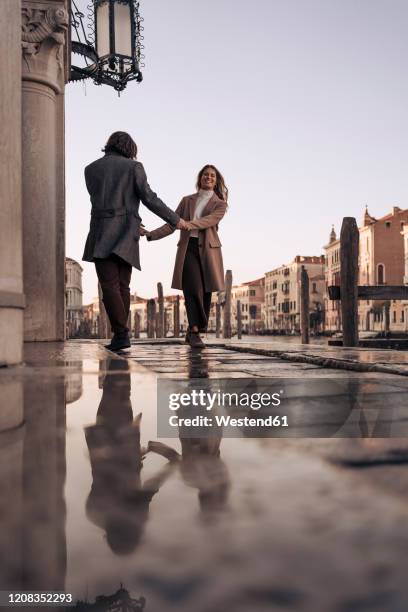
85, 359, 175, 556
3, 343, 408, 611
85, 358, 230, 558
0, 368, 66, 592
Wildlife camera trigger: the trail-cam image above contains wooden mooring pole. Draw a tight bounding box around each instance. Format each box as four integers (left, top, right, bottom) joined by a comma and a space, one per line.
147, 299, 156, 338
133, 312, 140, 338
216, 302, 221, 338
300, 266, 309, 344
173, 295, 180, 338
383, 301, 390, 334
157, 282, 164, 338
340, 217, 359, 347
237, 299, 242, 339
223, 270, 232, 339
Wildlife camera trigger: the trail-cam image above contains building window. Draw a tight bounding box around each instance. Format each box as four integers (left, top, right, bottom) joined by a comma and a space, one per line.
312, 282, 317, 293
393, 311, 396, 323
249, 289, 256, 296
402, 311, 405, 323
385, 221, 391, 228
377, 264, 385, 285
249, 305, 257, 319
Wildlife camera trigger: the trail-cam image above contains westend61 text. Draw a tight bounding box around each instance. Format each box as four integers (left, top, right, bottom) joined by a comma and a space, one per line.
169, 415, 289, 427
168, 390, 283, 411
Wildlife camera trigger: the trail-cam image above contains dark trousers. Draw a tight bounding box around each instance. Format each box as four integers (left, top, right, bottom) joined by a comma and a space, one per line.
94, 254, 132, 335
182, 238, 212, 331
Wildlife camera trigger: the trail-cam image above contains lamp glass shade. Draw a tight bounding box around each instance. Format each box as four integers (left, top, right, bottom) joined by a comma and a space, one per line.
114, 2, 132, 57
96, 2, 110, 57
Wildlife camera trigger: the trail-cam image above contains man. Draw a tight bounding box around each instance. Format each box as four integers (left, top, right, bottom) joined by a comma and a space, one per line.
83, 131, 188, 351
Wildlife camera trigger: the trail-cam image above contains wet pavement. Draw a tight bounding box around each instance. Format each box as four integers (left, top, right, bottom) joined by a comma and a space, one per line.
1, 340, 408, 611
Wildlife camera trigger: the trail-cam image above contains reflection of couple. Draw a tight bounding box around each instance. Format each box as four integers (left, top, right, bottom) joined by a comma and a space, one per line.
85, 359, 229, 554
82, 131, 228, 351
85, 359, 176, 554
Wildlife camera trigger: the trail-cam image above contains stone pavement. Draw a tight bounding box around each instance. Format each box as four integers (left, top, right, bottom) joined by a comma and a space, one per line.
209, 337, 408, 376
1, 340, 408, 611
130, 336, 408, 376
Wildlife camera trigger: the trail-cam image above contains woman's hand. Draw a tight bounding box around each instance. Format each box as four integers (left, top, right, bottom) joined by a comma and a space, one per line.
176, 218, 190, 230
139, 226, 152, 240
139, 226, 149, 236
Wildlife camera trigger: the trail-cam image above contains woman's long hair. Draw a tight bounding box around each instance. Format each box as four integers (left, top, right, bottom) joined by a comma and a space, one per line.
102, 131, 138, 159
196, 165, 229, 202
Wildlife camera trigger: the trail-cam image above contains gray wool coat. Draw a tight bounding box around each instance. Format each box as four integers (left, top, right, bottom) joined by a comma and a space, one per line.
82, 152, 180, 269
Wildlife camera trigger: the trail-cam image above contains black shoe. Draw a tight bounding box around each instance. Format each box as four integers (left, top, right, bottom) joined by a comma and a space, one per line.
105, 332, 131, 352
189, 332, 205, 349
185, 328, 191, 344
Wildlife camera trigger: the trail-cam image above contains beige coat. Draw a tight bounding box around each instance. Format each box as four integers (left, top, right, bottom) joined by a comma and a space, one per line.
148, 193, 227, 291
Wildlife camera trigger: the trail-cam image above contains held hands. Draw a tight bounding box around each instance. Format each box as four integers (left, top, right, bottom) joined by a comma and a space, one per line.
176, 218, 191, 231
139, 218, 191, 240
139, 225, 152, 240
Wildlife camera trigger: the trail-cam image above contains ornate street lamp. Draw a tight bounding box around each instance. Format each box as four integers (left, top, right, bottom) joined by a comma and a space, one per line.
70, 0, 144, 93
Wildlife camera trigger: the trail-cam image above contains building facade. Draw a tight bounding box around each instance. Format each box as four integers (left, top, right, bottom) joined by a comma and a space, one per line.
231, 278, 265, 333
129, 296, 148, 335
323, 227, 341, 331
325, 207, 408, 333
359, 206, 408, 332
265, 256, 325, 333
65, 258, 83, 338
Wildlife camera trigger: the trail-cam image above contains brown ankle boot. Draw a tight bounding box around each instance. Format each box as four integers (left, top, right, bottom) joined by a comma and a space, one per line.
189, 331, 205, 349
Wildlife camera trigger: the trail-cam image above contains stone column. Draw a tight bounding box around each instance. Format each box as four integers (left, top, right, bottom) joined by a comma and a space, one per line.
21, 0, 69, 341
0, 0, 24, 365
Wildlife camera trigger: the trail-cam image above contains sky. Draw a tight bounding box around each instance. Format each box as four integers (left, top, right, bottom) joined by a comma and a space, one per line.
66, 0, 408, 304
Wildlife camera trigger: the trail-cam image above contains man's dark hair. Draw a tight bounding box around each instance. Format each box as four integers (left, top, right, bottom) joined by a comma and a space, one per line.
103, 131, 138, 159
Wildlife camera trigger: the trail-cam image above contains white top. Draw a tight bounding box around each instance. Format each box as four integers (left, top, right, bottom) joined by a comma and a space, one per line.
190, 189, 214, 238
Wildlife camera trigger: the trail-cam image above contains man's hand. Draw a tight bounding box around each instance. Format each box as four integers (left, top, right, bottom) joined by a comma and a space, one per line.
176, 218, 190, 231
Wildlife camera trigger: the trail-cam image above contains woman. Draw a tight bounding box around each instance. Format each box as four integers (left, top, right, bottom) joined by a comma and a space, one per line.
144, 165, 228, 348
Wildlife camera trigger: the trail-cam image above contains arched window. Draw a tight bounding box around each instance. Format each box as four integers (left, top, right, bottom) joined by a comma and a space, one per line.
377, 264, 385, 285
